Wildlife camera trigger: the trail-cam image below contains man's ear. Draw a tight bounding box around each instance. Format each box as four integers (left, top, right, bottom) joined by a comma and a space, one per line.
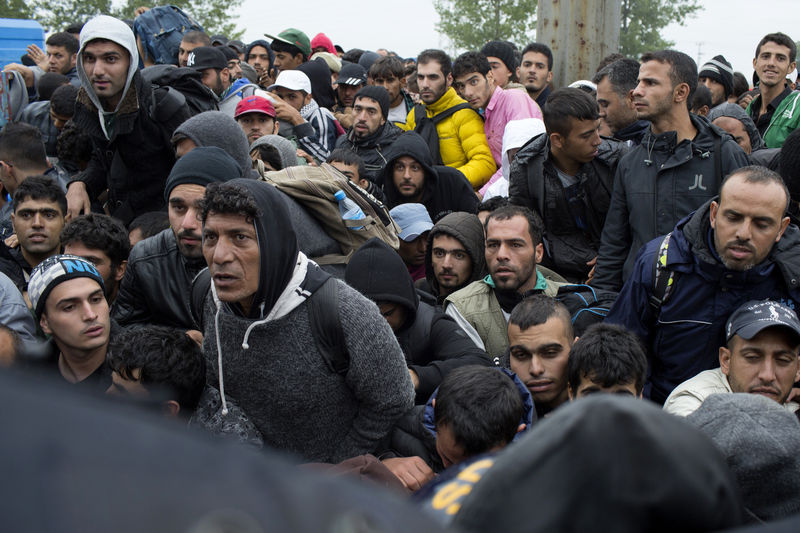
567, 386, 575, 401
69, 53, 77, 68
777, 216, 791, 241
625, 89, 635, 108
446, 72, 453, 88
431, 398, 436, 408
162, 400, 180, 417
549, 131, 564, 150
546, 71, 553, 84
516, 423, 526, 433
272, 120, 280, 134
40, 314, 52, 336
534, 242, 544, 264
719, 346, 731, 376
114, 260, 127, 283
709, 200, 719, 230
304, 92, 313, 106
400, 75, 407, 89
673, 82, 690, 104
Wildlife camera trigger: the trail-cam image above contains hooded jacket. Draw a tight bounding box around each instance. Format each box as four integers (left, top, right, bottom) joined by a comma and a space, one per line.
509, 133, 626, 281
218, 77, 259, 116
71, 15, 192, 224
297, 59, 336, 111
401, 87, 496, 189
606, 198, 800, 404
172, 110, 253, 174
593, 114, 750, 290
345, 238, 491, 403
422, 212, 487, 304
381, 131, 479, 222
335, 120, 403, 184
243, 40, 274, 86
202, 179, 414, 462
250, 134, 298, 169
747, 89, 800, 149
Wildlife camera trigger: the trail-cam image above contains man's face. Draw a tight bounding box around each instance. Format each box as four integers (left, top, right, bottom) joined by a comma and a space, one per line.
453, 71, 494, 110
227, 58, 243, 80
721, 328, 800, 404
485, 215, 542, 293
508, 317, 572, 411
435, 422, 468, 469
200, 68, 227, 96
486, 56, 512, 88
81, 40, 130, 108
202, 212, 260, 314
632, 60, 677, 122
709, 174, 790, 270
753, 41, 796, 89
329, 161, 365, 187
569, 375, 640, 399
179, 39, 203, 67
712, 116, 752, 154
63, 242, 125, 298
12, 198, 65, 261
247, 45, 271, 73
273, 87, 308, 112
169, 184, 206, 259
398, 232, 428, 267
352, 96, 386, 138
237, 113, 278, 144
596, 76, 637, 134
372, 73, 403, 105
273, 50, 303, 74
416, 60, 451, 105
517, 51, 552, 95
553, 117, 602, 164
49, 107, 71, 131
377, 301, 408, 332
46, 44, 76, 74
699, 76, 727, 107
337, 83, 362, 107
174, 138, 197, 160
40, 277, 109, 354
392, 156, 426, 201
431, 233, 473, 295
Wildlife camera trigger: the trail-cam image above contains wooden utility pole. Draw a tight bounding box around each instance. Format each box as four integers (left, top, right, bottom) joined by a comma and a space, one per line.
536, 0, 622, 89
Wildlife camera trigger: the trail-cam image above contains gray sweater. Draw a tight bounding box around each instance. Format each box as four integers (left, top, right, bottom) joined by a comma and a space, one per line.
204, 279, 414, 463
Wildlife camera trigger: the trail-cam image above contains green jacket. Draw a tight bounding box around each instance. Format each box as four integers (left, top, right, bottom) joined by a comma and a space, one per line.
747, 90, 800, 148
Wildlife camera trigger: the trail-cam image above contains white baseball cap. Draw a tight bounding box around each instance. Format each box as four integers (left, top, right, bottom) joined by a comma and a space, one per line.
268, 70, 312, 94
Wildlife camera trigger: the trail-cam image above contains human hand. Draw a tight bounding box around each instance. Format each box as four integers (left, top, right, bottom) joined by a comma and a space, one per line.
296, 149, 317, 166
381, 456, 435, 491
66, 181, 91, 220
26, 44, 47, 71
4, 234, 18, 248
585, 256, 597, 284
3, 63, 35, 88
269, 92, 304, 125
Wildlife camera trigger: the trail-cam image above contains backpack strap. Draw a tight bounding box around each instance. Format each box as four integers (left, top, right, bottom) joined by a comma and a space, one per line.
649, 232, 679, 317
151, 85, 186, 123
308, 277, 349, 375
430, 102, 473, 124
190, 267, 211, 330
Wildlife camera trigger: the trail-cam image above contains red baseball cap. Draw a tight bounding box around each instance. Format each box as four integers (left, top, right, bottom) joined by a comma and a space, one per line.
234, 96, 276, 119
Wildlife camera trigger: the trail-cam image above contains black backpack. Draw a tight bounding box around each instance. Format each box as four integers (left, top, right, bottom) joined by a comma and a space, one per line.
191, 270, 349, 374
141, 64, 219, 120
555, 284, 619, 336
412, 102, 474, 165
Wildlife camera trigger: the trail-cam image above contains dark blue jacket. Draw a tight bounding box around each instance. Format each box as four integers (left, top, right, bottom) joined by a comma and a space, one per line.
605, 198, 800, 404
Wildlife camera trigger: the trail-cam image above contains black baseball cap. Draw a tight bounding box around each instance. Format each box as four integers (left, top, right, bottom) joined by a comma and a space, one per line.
726, 300, 800, 343
186, 46, 227, 71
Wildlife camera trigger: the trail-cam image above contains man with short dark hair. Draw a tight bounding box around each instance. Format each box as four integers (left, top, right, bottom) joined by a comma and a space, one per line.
61, 214, 130, 303
3, 32, 80, 91
178, 30, 211, 67
567, 323, 647, 399
593, 50, 749, 290
510, 88, 625, 282
234, 95, 279, 145
592, 58, 649, 145
333, 63, 367, 130
187, 46, 259, 115
198, 179, 414, 462
699, 55, 734, 108
334, 85, 402, 183
518, 43, 554, 108
607, 166, 800, 404
244, 39, 274, 88
370, 56, 415, 125
445, 205, 565, 358
506, 294, 574, 417
266, 28, 310, 74
665, 300, 800, 416
401, 49, 496, 190
747, 32, 800, 148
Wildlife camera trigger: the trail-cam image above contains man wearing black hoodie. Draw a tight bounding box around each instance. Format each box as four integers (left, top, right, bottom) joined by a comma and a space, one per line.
199, 180, 414, 463
381, 131, 479, 222
345, 238, 491, 404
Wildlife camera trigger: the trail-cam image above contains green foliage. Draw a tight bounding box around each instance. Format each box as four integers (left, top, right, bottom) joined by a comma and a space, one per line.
0, 0, 35, 20
619, 0, 702, 58
115, 1, 244, 40
433, 0, 538, 53
31, 0, 114, 33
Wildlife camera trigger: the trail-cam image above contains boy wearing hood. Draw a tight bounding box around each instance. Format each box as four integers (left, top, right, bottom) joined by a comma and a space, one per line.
198, 180, 414, 463
66, 15, 193, 224
381, 131, 479, 223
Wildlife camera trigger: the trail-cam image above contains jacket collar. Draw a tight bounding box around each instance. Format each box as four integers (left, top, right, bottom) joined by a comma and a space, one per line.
426, 87, 466, 116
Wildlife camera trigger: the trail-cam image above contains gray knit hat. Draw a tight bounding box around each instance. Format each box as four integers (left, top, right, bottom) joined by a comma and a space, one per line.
249, 134, 298, 169
707, 103, 765, 152
28, 254, 105, 319
171, 111, 252, 174
687, 393, 800, 521
699, 55, 734, 98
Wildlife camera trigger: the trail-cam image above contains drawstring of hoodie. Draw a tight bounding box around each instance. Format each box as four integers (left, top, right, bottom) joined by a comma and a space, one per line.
214, 304, 228, 416
241, 302, 267, 349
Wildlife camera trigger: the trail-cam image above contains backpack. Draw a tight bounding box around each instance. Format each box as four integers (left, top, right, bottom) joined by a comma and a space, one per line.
132, 5, 204, 66
141, 64, 219, 121
555, 284, 619, 336
191, 271, 349, 374
259, 163, 401, 265
648, 232, 680, 318
412, 102, 473, 165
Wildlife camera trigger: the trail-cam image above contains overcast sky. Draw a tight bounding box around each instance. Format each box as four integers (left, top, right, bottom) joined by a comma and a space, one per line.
237, 0, 796, 84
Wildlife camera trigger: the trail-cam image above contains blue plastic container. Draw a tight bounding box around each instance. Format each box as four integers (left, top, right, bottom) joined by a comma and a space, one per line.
0, 18, 45, 69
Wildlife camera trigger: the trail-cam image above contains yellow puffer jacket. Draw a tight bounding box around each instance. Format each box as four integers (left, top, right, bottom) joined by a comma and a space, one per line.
401, 88, 496, 189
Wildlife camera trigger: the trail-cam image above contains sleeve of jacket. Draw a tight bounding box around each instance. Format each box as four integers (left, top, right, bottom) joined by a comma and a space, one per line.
111, 247, 151, 326
453, 173, 481, 214
74, 142, 111, 202
591, 162, 632, 291
453, 110, 497, 190
295, 112, 336, 163
508, 155, 535, 210
719, 137, 750, 175
603, 243, 656, 352
336, 288, 415, 459
409, 312, 492, 402
399, 108, 415, 132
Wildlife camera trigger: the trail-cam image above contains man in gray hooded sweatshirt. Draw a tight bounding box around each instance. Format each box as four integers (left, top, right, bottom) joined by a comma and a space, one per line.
66, 15, 193, 224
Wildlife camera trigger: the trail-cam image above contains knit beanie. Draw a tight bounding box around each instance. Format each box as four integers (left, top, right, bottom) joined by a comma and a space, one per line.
28, 255, 105, 319
164, 146, 243, 202
311, 33, 336, 55
481, 41, 517, 72
687, 393, 800, 521
171, 111, 252, 174
707, 102, 764, 152
249, 134, 298, 169
355, 85, 390, 118
699, 55, 734, 98
358, 51, 380, 72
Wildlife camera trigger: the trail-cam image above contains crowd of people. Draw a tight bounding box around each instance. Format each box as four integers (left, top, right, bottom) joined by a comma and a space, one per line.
1, 5, 799, 530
